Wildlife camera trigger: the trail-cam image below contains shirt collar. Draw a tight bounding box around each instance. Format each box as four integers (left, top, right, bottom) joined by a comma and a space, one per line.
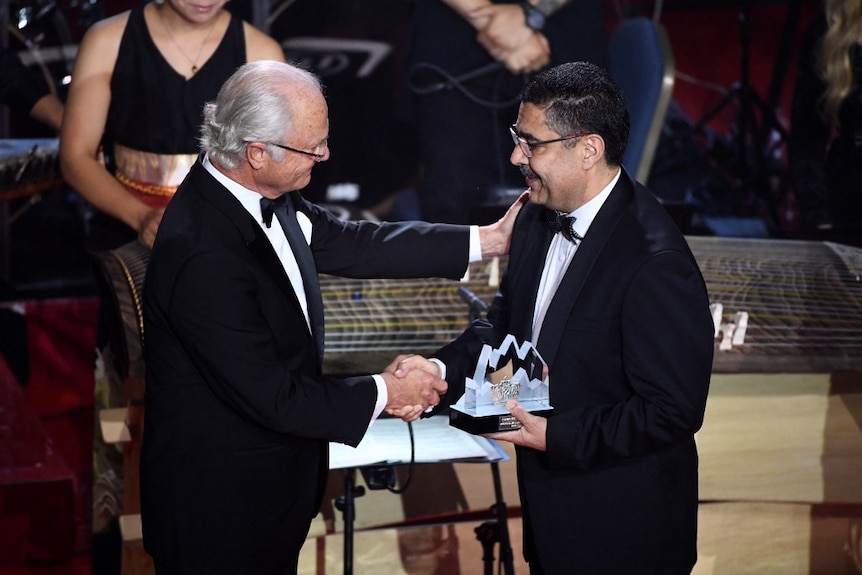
202, 154, 268, 223
567, 168, 621, 239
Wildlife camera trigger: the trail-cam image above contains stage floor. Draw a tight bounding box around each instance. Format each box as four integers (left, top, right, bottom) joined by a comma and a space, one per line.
292, 502, 862, 575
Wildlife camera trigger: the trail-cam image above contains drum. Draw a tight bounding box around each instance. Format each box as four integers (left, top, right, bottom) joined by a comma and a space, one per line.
91, 240, 150, 398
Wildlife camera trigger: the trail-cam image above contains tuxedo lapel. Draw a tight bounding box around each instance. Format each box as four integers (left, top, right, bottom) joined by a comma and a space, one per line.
276, 194, 325, 363
535, 173, 635, 367
186, 162, 315, 338
246, 223, 301, 307
508, 205, 554, 343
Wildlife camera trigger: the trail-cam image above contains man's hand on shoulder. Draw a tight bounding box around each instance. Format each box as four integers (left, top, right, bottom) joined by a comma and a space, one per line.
479, 190, 530, 258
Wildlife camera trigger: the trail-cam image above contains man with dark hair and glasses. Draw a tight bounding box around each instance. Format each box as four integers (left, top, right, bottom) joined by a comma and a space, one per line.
397, 61, 714, 574
140, 60, 525, 575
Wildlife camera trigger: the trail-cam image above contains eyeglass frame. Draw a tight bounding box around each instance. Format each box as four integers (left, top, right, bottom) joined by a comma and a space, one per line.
246, 140, 327, 161
509, 124, 590, 158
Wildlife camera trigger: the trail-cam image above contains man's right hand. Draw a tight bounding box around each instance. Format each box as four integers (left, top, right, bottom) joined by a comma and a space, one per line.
379, 363, 447, 416
479, 189, 529, 258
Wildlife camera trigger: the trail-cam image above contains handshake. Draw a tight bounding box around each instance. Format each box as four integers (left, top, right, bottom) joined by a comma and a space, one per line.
379, 354, 446, 423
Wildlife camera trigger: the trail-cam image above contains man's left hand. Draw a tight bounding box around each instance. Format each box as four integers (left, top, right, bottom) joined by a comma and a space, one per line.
484, 400, 547, 451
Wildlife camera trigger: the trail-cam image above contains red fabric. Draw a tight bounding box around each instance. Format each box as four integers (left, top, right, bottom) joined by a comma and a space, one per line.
0, 356, 76, 566
22, 299, 98, 417
0, 298, 100, 562
39, 414, 93, 556
660, 3, 822, 136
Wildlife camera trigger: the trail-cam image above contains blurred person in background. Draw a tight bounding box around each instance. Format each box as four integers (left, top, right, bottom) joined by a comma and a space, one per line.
789, 0, 862, 234
1, 45, 64, 132
60, 0, 284, 250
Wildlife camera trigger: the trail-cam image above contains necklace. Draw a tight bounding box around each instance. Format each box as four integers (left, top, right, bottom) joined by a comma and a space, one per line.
157, 6, 219, 76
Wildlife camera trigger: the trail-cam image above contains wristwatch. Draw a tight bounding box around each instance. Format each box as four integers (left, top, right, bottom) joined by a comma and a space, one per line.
521, 1, 547, 32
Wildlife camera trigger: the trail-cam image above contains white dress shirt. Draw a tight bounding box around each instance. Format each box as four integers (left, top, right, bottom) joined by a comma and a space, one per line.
531, 169, 620, 344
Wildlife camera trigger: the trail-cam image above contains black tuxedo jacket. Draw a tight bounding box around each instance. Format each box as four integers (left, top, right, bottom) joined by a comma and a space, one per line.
433, 171, 714, 574
141, 160, 471, 574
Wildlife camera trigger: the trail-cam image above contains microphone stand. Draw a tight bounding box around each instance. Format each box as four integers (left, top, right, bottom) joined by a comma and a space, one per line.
458, 286, 515, 575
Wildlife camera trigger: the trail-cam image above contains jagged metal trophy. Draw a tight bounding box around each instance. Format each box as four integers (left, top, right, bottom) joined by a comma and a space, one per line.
449, 334, 552, 434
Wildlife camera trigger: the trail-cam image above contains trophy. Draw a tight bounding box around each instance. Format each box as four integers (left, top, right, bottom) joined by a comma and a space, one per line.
449, 334, 552, 434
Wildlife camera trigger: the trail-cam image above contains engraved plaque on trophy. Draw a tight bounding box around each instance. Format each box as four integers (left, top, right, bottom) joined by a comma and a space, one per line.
449, 334, 552, 435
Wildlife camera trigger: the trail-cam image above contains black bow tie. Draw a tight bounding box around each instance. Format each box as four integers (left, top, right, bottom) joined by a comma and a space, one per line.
260, 196, 287, 228
546, 210, 583, 243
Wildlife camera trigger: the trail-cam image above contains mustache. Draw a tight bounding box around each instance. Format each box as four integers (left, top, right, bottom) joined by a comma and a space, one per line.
520, 166, 538, 179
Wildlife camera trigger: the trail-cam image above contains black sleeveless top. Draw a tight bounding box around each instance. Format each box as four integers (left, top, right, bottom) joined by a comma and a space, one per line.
106, 3, 246, 154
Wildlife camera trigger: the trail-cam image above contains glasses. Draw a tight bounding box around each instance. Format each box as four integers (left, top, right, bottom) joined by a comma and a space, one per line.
248, 140, 328, 161
509, 125, 589, 158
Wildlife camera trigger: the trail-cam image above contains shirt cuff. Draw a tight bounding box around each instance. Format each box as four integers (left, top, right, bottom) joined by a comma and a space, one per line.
469, 225, 481, 263
371, 374, 388, 422
428, 358, 447, 381
425, 359, 448, 413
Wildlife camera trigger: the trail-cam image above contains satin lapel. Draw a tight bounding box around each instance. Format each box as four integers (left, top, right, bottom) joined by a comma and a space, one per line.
246, 221, 302, 309
186, 161, 309, 322
508, 204, 554, 342
278, 194, 325, 363
535, 174, 635, 367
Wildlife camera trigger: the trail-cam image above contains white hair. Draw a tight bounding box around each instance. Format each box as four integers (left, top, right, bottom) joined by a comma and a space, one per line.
199, 60, 323, 169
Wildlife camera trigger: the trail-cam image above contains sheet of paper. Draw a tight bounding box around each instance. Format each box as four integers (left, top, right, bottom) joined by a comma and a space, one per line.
329, 415, 506, 469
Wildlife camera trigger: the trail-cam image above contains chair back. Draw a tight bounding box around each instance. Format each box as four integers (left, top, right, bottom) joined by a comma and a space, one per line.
609, 17, 675, 184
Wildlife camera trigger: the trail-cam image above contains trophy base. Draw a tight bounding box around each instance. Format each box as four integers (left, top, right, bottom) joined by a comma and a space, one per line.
449, 404, 553, 435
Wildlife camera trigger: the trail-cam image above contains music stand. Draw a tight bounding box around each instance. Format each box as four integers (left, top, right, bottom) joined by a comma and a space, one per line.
329, 415, 508, 575
333, 467, 364, 575
475, 460, 515, 575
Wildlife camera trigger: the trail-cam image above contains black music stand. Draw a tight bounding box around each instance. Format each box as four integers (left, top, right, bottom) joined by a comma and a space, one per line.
475, 461, 515, 575
333, 467, 363, 575
329, 415, 509, 575
690, 0, 789, 207
334, 462, 399, 575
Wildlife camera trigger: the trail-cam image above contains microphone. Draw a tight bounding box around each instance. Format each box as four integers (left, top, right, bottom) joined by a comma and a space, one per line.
458, 286, 488, 314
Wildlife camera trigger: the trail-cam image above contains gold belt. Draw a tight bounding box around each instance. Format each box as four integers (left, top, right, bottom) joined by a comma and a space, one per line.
115, 171, 177, 197
112, 145, 196, 197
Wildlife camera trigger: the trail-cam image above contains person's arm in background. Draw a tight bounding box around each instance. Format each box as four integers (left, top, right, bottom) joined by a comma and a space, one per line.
29, 93, 65, 132
60, 13, 165, 247
441, 0, 550, 73
0, 47, 64, 132
440, 0, 494, 29
469, 0, 577, 73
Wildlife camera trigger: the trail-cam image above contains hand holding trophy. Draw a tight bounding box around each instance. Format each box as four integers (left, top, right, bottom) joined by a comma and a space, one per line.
449, 334, 552, 434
